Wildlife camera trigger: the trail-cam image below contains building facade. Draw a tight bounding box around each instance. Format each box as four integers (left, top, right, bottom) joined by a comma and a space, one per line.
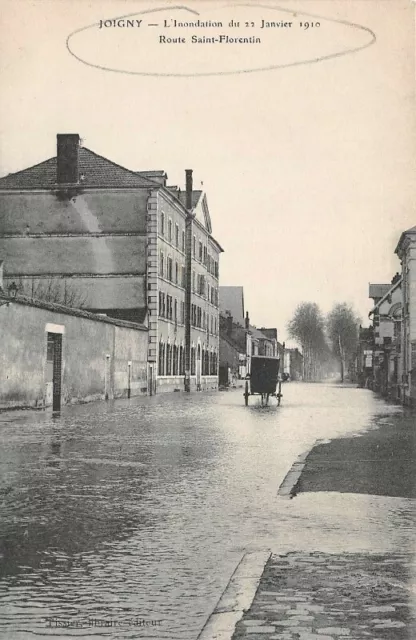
395, 225, 416, 406
369, 276, 402, 401
0, 133, 223, 393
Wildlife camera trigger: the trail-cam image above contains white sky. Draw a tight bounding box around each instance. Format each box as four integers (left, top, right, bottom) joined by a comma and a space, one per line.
0, 0, 415, 343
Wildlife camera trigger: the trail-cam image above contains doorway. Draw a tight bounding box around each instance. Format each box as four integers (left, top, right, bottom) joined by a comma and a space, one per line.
46, 332, 63, 411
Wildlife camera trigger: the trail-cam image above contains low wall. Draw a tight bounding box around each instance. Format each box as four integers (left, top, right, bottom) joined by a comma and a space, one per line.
0, 295, 148, 409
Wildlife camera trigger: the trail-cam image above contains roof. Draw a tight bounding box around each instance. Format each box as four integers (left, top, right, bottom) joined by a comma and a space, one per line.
0, 292, 147, 331
395, 224, 416, 255
219, 286, 245, 325
368, 284, 391, 301
220, 331, 246, 354
0, 147, 159, 190
369, 277, 402, 315
249, 325, 274, 342
177, 190, 203, 210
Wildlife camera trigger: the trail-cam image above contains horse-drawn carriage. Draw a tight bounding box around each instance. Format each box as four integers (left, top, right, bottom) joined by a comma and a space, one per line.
243, 355, 283, 406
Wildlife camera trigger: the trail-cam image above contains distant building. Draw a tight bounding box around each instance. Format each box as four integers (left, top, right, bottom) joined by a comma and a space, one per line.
0, 133, 223, 393
395, 225, 416, 406
219, 286, 245, 326
368, 275, 402, 400
218, 285, 251, 386
218, 286, 281, 386
283, 348, 303, 380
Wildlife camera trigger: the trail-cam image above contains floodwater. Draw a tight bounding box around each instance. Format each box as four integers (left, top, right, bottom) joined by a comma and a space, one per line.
0, 383, 414, 639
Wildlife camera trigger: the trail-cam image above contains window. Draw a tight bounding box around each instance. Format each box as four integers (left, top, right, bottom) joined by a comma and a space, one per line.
182, 230, 186, 252
198, 274, 205, 297
168, 219, 172, 243
181, 265, 186, 288
158, 291, 165, 318
198, 241, 203, 262
173, 345, 178, 375
175, 223, 179, 248
158, 342, 165, 376
214, 261, 219, 278
159, 251, 164, 278
160, 212, 165, 236
166, 344, 172, 375
204, 350, 210, 376
179, 346, 185, 375
175, 261, 179, 285
181, 301, 185, 324
203, 246, 207, 265
193, 235, 196, 257
166, 295, 173, 320
192, 271, 195, 293
174, 298, 178, 324
191, 347, 196, 375
167, 257, 173, 282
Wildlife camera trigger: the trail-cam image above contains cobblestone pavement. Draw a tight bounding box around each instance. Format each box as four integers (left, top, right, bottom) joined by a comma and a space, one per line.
232, 552, 415, 640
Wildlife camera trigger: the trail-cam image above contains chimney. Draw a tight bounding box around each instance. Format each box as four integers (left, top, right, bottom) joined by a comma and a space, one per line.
57, 134, 80, 184
185, 169, 193, 211
245, 311, 250, 330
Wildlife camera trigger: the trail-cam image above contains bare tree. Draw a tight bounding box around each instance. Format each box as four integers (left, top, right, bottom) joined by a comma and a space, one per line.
327, 303, 360, 383
16, 277, 88, 309
287, 302, 330, 381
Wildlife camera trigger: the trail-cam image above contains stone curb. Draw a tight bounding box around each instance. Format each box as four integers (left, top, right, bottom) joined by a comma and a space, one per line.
196, 549, 271, 640
277, 440, 327, 498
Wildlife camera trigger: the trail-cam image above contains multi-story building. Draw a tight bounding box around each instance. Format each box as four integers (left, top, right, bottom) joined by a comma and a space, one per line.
395, 225, 416, 406
0, 133, 223, 393
368, 275, 402, 400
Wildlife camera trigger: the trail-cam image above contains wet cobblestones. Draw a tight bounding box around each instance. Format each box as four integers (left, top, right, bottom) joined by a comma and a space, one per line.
232, 552, 415, 640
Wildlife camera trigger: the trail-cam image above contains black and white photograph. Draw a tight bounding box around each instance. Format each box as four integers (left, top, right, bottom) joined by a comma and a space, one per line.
0, 1, 415, 639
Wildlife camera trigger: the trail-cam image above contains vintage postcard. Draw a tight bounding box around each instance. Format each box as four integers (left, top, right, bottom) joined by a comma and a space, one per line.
0, 1, 415, 639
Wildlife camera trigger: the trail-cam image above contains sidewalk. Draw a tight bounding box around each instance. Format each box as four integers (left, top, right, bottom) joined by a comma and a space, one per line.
294, 408, 416, 499
209, 403, 416, 640
231, 551, 415, 640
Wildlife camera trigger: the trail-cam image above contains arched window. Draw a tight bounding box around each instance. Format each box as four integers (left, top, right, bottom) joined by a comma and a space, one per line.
166, 344, 172, 375
211, 351, 217, 376
158, 342, 165, 376
173, 345, 178, 376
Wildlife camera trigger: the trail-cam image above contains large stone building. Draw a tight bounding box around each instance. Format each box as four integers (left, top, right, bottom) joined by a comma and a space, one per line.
395, 225, 416, 406
0, 133, 223, 392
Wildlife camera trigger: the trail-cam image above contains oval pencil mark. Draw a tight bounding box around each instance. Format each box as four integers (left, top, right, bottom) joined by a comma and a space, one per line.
66, 3, 376, 77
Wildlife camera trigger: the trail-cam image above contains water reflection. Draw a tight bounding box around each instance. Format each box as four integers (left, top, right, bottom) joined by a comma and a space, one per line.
0, 384, 414, 639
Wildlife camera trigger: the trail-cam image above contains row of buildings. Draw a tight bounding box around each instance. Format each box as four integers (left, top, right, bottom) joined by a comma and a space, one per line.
358, 225, 416, 407
217, 285, 303, 388
0, 133, 302, 409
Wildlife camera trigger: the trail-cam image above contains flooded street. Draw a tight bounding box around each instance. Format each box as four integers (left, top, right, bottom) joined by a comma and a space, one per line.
0, 383, 415, 639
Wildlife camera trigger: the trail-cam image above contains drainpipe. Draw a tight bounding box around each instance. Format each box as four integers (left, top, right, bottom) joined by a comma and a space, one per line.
184, 169, 194, 392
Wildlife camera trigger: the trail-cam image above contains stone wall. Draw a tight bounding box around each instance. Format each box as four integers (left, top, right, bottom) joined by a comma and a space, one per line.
0, 296, 148, 409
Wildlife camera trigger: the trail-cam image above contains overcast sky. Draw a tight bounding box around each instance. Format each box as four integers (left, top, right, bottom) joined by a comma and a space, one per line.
1, 0, 415, 344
